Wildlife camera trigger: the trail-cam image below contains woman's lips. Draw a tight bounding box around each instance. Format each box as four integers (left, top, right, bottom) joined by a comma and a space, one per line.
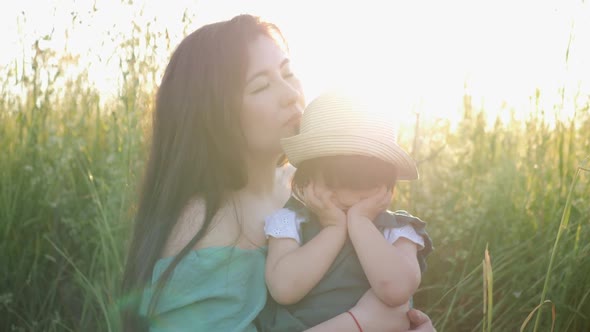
285, 112, 302, 127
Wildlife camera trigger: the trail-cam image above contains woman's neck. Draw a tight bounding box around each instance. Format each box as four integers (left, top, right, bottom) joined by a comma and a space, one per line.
240, 154, 281, 196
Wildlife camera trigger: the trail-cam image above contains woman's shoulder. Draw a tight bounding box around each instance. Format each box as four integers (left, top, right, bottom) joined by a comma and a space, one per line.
163, 196, 250, 257
161, 197, 207, 258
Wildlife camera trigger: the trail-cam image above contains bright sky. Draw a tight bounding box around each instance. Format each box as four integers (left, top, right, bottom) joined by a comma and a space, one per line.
1, 0, 589, 126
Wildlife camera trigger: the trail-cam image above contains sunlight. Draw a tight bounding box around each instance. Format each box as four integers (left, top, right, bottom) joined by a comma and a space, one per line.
1, 0, 588, 127
255, 0, 589, 128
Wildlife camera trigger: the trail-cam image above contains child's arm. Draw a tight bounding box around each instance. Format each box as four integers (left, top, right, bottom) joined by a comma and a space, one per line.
347, 187, 421, 307
265, 183, 347, 305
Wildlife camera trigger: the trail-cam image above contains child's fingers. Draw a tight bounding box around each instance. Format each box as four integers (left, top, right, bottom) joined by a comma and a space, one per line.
407, 309, 434, 331
375, 188, 392, 212
380, 187, 393, 207
310, 182, 344, 218
357, 186, 390, 213
302, 184, 314, 206
319, 188, 334, 207
311, 185, 323, 209
313, 181, 332, 207
327, 195, 343, 211
364, 186, 387, 205
316, 183, 342, 210
304, 183, 324, 211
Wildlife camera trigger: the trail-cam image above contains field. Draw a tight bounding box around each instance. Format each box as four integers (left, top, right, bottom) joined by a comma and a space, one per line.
1, 4, 589, 331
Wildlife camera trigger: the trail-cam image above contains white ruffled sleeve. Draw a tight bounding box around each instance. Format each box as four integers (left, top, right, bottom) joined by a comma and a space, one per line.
383, 224, 425, 249
264, 208, 305, 244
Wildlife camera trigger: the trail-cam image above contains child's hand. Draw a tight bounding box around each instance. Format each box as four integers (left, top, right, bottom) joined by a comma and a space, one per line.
303, 181, 347, 228
347, 186, 392, 222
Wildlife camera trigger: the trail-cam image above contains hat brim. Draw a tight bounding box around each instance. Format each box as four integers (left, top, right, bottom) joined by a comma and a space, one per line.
281, 131, 419, 181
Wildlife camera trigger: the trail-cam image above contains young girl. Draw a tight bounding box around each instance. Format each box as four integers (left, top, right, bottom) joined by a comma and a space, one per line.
258, 92, 434, 332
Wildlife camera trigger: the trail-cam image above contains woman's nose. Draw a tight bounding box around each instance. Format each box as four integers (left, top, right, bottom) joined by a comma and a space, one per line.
279, 79, 303, 108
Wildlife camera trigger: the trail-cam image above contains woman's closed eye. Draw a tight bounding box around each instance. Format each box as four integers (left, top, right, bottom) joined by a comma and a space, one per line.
251, 83, 270, 94
248, 77, 270, 94
248, 69, 297, 94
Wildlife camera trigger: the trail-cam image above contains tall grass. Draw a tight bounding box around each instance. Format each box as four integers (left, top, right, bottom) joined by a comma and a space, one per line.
1, 4, 589, 332
405, 91, 590, 331
0, 15, 157, 330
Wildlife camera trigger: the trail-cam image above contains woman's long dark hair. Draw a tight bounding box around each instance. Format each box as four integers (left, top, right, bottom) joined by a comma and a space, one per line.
121, 15, 287, 331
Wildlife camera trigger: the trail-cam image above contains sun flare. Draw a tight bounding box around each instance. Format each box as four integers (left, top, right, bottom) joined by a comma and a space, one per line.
1, 0, 588, 127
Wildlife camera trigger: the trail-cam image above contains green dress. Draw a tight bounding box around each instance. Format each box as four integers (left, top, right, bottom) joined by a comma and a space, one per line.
140, 246, 267, 332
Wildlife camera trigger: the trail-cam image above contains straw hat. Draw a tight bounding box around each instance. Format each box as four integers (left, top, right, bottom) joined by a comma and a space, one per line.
281, 91, 418, 180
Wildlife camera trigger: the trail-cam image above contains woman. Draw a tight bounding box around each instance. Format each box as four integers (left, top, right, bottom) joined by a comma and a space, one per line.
121, 14, 435, 331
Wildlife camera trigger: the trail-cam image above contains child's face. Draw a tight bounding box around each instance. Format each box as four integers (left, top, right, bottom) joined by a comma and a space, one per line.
331, 187, 383, 212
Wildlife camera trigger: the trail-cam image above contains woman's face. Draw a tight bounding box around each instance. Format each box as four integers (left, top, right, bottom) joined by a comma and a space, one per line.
241, 35, 305, 157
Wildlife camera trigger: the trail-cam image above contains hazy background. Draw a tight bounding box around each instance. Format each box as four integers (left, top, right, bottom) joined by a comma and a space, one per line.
1, 1, 589, 331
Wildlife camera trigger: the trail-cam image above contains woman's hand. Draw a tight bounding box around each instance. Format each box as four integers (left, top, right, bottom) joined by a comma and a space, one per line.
347, 186, 392, 222
349, 289, 411, 331
303, 181, 346, 228
407, 309, 436, 332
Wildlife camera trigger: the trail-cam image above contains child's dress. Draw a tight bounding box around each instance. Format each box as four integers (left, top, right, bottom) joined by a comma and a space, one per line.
256, 196, 434, 332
